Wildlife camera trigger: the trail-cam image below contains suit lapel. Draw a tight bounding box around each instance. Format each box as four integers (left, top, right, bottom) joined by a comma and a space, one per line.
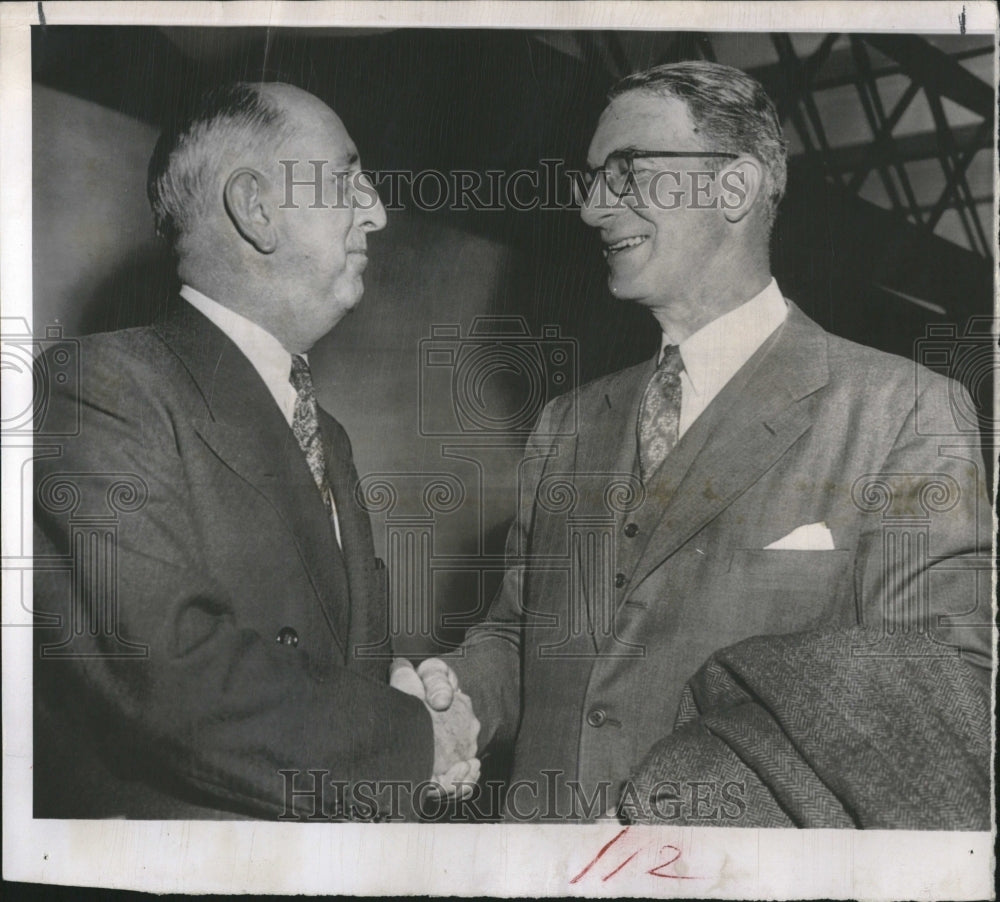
154, 301, 349, 654
320, 410, 382, 672
574, 358, 654, 481
624, 303, 831, 596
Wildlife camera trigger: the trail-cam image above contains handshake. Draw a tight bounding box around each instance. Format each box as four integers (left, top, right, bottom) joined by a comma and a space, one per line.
390, 657, 480, 800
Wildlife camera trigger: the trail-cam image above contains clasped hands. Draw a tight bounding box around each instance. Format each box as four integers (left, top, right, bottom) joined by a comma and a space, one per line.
390, 657, 480, 800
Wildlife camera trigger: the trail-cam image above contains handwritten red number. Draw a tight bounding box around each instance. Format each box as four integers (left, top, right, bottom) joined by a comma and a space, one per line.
602, 851, 639, 882
569, 827, 629, 884
648, 844, 695, 879
571, 830, 700, 884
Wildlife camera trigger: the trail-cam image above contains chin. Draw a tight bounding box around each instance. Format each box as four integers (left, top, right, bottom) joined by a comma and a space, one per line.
330, 288, 363, 316
609, 269, 662, 304
341, 277, 365, 304
608, 277, 642, 301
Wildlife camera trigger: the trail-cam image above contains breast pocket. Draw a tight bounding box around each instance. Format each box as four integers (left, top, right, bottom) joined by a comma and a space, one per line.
728, 548, 852, 592
725, 548, 854, 634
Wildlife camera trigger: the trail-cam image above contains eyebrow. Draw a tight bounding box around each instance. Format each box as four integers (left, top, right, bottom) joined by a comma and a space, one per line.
586, 145, 639, 168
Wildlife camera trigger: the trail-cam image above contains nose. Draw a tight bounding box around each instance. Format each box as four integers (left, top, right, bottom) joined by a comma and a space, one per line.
579, 174, 617, 229
354, 172, 387, 232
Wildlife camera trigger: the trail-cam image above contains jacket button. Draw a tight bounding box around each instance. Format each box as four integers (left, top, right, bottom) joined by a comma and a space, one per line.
587, 707, 607, 728
276, 627, 299, 647
624, 522, 639, 538
614, 572, 626, 589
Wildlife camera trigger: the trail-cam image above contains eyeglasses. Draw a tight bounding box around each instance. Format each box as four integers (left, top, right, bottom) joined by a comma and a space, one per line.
577, 149, 740, 201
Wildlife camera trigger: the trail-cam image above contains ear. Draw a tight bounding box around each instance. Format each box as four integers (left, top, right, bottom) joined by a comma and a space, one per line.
719, 157, 765, 224
223, 168, 277, 254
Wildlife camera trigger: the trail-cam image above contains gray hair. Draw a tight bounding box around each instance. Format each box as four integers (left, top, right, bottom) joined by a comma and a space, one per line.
147, 82, 294, 250
609, 61, 787, 229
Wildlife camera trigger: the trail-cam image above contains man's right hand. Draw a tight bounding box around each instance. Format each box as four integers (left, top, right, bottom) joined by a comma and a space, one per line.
429, 689, 480, 781
390, 658, 478, 797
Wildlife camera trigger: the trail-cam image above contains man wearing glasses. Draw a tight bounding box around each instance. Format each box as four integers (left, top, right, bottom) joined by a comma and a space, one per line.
398, 61, 991, 827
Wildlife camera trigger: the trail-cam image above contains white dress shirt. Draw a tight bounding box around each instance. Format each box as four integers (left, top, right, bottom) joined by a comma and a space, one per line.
180, 285, 342, 545
660, 278, 788, 438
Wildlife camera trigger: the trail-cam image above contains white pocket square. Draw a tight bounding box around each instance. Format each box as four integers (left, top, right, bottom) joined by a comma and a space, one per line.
764, 521, 835, 551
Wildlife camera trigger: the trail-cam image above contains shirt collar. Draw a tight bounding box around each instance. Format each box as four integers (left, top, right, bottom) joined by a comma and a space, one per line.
180, 285, 299, 422
660, 278, 787, 397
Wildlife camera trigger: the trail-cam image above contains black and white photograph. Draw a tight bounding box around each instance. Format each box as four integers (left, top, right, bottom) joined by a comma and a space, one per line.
1, 1, 996, 897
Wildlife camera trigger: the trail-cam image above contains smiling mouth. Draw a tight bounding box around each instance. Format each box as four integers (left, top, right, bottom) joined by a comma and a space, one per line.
603, 235, 648, 258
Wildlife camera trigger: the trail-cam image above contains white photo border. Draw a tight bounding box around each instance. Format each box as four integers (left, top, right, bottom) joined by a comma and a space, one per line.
2, 2, 996, 898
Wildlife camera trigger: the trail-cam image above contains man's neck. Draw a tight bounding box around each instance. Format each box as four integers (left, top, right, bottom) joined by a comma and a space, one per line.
649, 271, 773, 344
180, 266, 293, 352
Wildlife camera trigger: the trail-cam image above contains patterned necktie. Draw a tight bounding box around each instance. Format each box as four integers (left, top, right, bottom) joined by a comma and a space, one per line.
289, 354, 334, 516
637, 344, 684, 483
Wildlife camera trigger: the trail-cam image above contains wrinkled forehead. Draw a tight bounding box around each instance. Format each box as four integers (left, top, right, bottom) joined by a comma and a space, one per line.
587, 91, 699, 167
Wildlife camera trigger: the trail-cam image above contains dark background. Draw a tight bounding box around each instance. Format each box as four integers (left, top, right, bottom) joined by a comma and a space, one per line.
31, 26, 996, 661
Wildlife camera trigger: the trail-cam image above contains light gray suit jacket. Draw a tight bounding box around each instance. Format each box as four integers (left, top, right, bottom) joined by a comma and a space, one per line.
451, 301, 992, 821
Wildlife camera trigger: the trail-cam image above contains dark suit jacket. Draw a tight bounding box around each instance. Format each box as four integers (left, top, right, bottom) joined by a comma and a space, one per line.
451, 301, 992, 822
33, 301, 432, 819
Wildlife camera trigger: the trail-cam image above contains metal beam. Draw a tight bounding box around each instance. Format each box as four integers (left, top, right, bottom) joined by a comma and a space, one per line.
845, 80, 920, 192
771, 33, 843, 185
750, 42, 993, 95
923, 91, 990, 255
775, 166, 993, 324
863, 34, 994, 123
789, 122, 991, 173
852, 38, 926, 222
848, 37, 907, 217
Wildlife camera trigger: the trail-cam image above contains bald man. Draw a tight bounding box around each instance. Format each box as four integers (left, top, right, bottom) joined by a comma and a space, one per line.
33, 83, 478, 820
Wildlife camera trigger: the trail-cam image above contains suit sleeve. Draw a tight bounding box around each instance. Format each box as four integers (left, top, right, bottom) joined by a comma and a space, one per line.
33, 343, 434, 818
852, 370, 993, 670
447, 397, 569, 752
